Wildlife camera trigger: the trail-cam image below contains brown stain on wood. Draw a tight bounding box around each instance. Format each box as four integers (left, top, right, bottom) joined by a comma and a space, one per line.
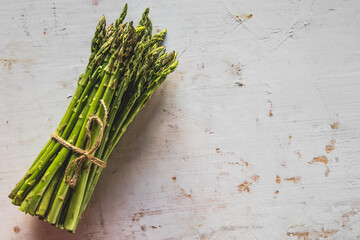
180, 188, 191, 198
229, 63, 242, 76
250, 175, 260, 182
151, 225, 161, 229
132, 212, 144, 222
131, 209, 163, 222
335, 157, 339, 163
295, 151, 302, 158
311, 156, 331, 177
287, 228, 338, 240
140, 225, 147, 231
325, 139, 336, 153
330, 122, 339, 129
342, 208, 359, 227
236, 82, 245, 87
13, 226, 20, 233
1, 59, 18, 71
288, 135, 292, 145
172, 176, 177, 182
313, 156, 328, 165
284, 176, 301, 183
276, 175, 281, 184
269, 109, 273, 117
275, 190, 279, 194
238, 158, 250, 167
216, 147, 220, 153
0, 58, 35, 72
237, 181, 251, 193
205, 129, 215, 134
227, 161, 240, 166
287, 231, 309, 239
325, 166, 330, 177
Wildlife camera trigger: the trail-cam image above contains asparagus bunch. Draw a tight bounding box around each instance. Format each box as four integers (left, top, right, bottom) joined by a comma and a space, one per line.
9, 4, 178, 233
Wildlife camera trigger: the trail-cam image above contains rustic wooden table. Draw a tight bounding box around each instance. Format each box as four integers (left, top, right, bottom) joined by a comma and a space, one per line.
1, 0, 359, 239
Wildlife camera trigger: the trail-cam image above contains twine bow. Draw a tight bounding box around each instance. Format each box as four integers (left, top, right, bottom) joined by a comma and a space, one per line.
51, 100, 108, 187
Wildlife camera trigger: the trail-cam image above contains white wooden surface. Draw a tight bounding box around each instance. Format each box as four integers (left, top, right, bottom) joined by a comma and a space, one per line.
1, 0, 360, 239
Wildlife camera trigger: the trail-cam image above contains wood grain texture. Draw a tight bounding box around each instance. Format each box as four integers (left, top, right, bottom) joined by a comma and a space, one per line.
1, 0, 360, 239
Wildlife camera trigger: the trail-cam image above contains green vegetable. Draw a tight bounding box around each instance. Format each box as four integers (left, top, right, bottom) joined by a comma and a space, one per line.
8, 4, 178, 233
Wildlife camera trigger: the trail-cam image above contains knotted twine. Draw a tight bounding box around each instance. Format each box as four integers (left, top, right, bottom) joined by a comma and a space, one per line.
51, 100, 108, 187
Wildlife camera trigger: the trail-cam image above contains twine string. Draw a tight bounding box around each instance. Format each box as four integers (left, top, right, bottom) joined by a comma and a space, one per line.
51, 99, 108, 187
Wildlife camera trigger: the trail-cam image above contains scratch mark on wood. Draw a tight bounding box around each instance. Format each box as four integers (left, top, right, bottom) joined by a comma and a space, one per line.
131, 209, 163, 223
52, 3, 57, 27
19, 10, 31, 37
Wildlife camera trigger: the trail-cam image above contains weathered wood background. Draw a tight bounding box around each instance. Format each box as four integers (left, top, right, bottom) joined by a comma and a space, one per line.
1, 0, 359, 239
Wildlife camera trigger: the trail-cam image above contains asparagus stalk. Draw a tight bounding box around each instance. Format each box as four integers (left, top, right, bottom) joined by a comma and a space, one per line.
63, 24, 137, 232
16, 20, 123, 211
35, 164, 64, 217
81, 31, 166, 200
35, 81, 100, 217
9, 6, 179, 233
105, 55, 178, 160
22, 77, 103, 215
10, 17, 109, 205
78, 51, 178, 230
46, 30, 127, 223
115, 3, 128, 29
64, 19, 169, 232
